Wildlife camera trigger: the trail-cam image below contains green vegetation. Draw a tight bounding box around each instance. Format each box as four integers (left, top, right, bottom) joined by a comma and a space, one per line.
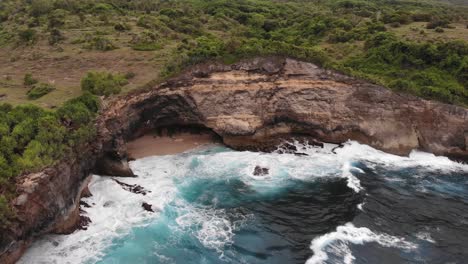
27, 83, 55, 99
0, 93, 99, 224
17, 28, 37, 45
81, 71, 128, 96
0, 0, 467, 223
83, 36, 117, 51
24, 73, 38, 86
0, 0, 466, 104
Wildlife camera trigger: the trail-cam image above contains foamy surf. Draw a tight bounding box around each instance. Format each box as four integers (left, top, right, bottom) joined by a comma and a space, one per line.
306, 223, 417, 264
18, 141, 468, 264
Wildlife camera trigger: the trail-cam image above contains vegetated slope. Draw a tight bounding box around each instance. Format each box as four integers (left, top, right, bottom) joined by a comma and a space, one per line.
0, 0, 467, 229
0, 0, 466, 106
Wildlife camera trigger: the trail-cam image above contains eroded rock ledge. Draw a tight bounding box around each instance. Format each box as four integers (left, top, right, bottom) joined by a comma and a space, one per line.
1, 57, 467, 263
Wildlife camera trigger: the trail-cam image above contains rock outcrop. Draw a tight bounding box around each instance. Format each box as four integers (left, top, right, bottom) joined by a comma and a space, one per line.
1, 57, 467, 263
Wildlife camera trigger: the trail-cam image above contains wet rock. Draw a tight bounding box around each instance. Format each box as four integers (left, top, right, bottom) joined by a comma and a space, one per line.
309, 140, 324, 148
277, 142, 297, 154
79, 201, 91, 208
113, 179, 150, 195
78, 216, 91, 231
331, 143, 345, 154
142, 202, 154, 212
253, 166, 269, 176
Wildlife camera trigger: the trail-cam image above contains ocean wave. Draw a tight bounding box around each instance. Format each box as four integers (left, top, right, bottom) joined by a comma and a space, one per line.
306, 223, 417, 264
18, 141, 466, 264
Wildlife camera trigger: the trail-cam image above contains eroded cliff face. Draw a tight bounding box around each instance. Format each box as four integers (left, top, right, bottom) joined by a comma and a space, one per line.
1, 57, 467, 263
99, 57, 468, 160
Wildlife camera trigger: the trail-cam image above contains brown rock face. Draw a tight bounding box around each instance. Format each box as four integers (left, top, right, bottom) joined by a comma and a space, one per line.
1, 57, 467, 263
99, 57, 467, 161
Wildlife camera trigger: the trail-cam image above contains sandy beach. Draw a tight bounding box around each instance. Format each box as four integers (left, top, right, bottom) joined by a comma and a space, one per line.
126, 132, 219, 159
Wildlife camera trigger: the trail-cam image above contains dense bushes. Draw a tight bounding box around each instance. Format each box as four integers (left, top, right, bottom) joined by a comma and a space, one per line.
81, 71, 128, 96
344, 32, 468, 104
131, 31, 161, 51
0, 93, 100, 222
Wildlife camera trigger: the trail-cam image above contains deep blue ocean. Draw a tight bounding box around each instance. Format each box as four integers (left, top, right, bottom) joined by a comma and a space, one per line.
20, 141, 468, 264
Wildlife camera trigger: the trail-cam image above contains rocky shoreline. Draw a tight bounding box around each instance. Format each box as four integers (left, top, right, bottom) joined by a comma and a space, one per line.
1, 57, 467, 263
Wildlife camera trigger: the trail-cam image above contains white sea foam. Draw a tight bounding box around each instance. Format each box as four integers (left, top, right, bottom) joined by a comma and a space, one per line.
357, 202, 365, 211
306, 223, 417, 264
18, 141, 466, 264
175, 205, 250, 255
19, 156, 181, 264
415, 231, 436, 244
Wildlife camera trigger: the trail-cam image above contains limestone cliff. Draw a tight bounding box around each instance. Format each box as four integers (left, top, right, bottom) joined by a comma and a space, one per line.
1, 57, 467, 263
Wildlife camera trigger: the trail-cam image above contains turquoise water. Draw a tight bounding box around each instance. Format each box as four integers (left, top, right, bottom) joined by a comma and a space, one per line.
19, 142, 468, 264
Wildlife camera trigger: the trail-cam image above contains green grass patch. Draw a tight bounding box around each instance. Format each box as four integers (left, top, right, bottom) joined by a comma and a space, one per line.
27, 83, 55, 100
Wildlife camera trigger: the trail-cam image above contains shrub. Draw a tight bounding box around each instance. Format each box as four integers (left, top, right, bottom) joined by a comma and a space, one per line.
30, 0, 53, 17
114, 22, 130, 32
435, 27, 444, 33
24, 73, 38, 86
18, 28, 37, 44
80, 72, 127, 96
27, 83, 55, 99
125, 72, 136, 79
0, 195, 13, 227
92, 3, 114, 14
48, 28, 65, 45
47, 9, 67, 29
137, 15, 161, 29
131, 31, 160, 51
426, 19, 450, 29
84, 36, 117, 51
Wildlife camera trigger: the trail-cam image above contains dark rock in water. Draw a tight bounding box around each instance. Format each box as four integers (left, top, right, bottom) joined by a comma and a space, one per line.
78, 216, 91, 230
278, 142, 297, 154
142, 202, 154, 212
310, 140, 324, 148
114, 179, 150, 195
253, 166, 269, 176
332, 143, 345, 154
80, 201, 91, 208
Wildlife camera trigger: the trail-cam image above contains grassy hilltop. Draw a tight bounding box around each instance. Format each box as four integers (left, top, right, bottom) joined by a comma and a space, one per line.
0, 0, 467, 224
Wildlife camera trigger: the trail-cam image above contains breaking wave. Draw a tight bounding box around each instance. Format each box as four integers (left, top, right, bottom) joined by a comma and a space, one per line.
19, 141, 468, 264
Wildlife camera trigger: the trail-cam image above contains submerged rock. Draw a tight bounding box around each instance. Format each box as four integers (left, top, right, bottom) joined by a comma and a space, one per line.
253, 166, 269, 176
